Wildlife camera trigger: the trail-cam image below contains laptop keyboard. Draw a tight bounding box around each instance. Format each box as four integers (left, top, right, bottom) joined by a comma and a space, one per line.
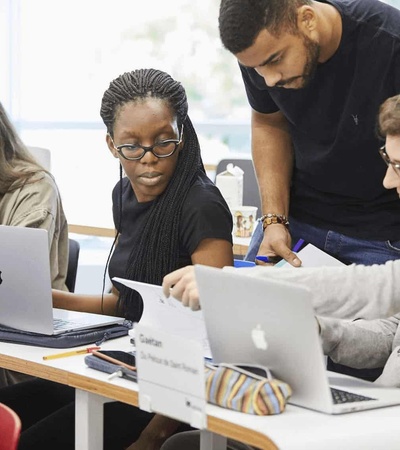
53, 318, 85, 331
331, 387, 376, 404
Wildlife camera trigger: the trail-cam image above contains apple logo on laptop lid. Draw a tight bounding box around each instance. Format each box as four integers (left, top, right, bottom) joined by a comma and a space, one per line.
251, 324, 268, 350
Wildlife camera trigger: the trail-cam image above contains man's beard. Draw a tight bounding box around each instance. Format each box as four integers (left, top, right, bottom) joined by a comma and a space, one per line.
300, 34, 320, 87
276, 34, 320, 89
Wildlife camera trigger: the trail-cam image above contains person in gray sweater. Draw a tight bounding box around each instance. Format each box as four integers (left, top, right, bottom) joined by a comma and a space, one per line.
304, 92, 400, 388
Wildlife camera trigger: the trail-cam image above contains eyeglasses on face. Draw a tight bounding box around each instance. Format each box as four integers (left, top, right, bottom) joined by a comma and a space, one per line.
112, 124, 184, 161
379, 145, 400, 178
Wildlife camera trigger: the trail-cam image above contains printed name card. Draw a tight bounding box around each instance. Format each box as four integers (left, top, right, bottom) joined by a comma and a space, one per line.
135, 323, 206, 429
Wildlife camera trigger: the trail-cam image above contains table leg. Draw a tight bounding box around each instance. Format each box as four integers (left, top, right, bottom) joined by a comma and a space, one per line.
75, 389, 111, 450
200, 430, 227, 450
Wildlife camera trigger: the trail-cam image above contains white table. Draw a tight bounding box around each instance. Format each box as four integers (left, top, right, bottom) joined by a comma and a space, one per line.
1, 335, 400, 450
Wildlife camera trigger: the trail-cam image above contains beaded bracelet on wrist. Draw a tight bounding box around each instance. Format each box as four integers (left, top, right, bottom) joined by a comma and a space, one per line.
260, 213, 289, 231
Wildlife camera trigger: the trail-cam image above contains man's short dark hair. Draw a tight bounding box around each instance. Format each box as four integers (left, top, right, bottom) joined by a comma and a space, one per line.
219, 0, 312, 54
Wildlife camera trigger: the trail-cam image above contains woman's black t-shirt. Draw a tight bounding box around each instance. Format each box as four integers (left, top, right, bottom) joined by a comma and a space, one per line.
108, 171, 233, 290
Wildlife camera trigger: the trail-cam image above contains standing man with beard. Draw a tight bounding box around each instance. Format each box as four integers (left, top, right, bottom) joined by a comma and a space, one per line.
219, 0, 400, 269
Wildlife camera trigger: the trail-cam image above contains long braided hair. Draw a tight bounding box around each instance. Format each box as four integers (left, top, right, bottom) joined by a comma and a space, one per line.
100, 68, 204, 321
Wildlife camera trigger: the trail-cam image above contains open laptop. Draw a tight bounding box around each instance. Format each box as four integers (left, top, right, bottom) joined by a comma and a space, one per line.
0, 225, 125, 335
195, 264, 400, 414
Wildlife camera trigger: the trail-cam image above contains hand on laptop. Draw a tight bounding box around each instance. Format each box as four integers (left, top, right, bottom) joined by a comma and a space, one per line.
162, 266, 200, 311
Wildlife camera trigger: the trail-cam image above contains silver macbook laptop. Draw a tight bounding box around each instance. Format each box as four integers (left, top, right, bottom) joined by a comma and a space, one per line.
195, 264, 400, 414
0, 225, 125, 335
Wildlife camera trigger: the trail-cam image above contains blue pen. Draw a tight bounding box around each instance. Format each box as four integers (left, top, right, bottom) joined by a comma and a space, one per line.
255, 255, 270, 263
234, 259, 256, 267
292, 238, 305, 253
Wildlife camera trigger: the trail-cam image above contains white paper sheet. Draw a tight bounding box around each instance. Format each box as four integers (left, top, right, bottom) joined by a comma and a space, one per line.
113, 277, 211, 358
275, 243, 346, 268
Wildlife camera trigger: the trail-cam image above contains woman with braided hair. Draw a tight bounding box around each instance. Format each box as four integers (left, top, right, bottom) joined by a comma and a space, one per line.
51, 68, 233, 320
100, 68, 233, 322
0, 69, 233, 450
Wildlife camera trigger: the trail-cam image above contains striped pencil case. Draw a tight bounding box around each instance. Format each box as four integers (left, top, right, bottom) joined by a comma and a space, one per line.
205, 363, 292, 415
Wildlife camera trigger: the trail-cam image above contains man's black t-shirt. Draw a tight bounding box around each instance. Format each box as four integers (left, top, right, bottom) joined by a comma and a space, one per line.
240, 0, 400, 240
108, 172, 233, 290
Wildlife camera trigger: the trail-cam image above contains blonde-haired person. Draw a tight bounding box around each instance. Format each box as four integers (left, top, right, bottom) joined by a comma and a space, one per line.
0, 103, 68, 386
160, 94, 400, 449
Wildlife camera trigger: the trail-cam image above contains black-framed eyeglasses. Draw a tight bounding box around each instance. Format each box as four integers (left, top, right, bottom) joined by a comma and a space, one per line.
379, 145, 400, 178
111, 124, 184, 161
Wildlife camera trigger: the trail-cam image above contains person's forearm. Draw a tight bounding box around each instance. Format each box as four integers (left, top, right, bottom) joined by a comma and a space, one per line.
251, 110, 293, 215
318, 315, 396, 369
226, 259, 400, 320
311, 262, 400, 320
52, 290, 119, 316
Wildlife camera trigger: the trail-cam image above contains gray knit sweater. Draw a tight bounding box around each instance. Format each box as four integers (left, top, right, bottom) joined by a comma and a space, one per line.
318, 314, 400, 387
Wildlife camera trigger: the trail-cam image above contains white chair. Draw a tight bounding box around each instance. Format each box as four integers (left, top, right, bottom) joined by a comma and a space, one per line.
27, 145, 51, 171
